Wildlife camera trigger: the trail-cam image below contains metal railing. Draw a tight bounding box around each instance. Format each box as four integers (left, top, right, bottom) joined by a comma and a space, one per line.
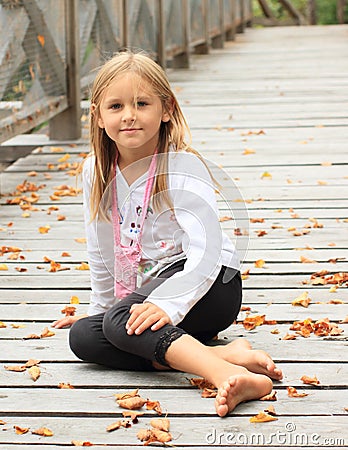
0, 0, 252, 144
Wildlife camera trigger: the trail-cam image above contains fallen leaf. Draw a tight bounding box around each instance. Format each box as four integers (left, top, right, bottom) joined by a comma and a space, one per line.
150, 418, 170, 432
189, 377, 216, 390
137, 428, 172, 444
287, 386, 308, 398
264, 405, 276, 416
38, 225, 50, 234
106, 421, 122, 432
61, 306, 76, 316
114, 389, 139, 400
75, 238, 87, 244
24, 359, 41, 368
4, 365, 26, 372
37, 34, 45, 46
249, 411, 278, 422
71, 441, 94, 446
300, 375, 320, 386
28, 366, 41, 381
292, 291, 311, 308
0, 322, 7, 328
122, 411, 144, 423
32, 427, 53, 436
23, 333, 41, 340
201, 388, 218, 398
76, 262, 89, 270
282, 333, 297, 340
117, 396, 147, 410
243, 148, 256, 155
61, 252, 71, 257
58, 382, 75, 389
40, 327, 55, 338
300, 256, 317, 263
0, 420, 6, 425
254, 259, 266, 268
146, 399, 162, 415
70, 295, 80, 304
0, 264, 8, 271
250, 218, 265, 223
259, 390, 277, 401
14, 425, 29, 434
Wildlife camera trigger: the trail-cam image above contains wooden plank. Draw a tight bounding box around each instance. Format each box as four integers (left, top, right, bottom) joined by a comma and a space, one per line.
0, 416, 346, 446
0, 388, 346, 416
1, 324, 347, 362
0, 361, 347, 387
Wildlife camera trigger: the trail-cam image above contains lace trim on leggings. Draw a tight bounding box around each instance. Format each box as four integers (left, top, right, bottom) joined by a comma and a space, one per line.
154, 328, 187, 367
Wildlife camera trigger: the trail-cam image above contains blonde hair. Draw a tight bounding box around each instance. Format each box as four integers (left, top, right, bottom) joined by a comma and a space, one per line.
89, 50, 201, 221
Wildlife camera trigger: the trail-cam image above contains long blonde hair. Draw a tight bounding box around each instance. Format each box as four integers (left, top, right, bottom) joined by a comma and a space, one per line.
89, 50, 200, 221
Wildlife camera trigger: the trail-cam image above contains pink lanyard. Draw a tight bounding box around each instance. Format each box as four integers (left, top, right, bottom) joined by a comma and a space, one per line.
111, 150, 157, 298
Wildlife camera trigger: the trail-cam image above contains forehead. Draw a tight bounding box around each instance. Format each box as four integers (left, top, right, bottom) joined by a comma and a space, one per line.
104, 73, 156, 98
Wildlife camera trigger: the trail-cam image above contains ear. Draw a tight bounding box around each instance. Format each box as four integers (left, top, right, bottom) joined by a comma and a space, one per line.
161, 97, 174, 123
91, 103, 105, 129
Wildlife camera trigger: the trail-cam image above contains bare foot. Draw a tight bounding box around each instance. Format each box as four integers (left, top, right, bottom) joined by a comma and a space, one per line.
211, 338, 283, 380
215, 372, 273, 417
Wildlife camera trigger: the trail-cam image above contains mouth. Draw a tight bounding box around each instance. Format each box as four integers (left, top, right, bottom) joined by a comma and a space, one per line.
120, 128, 141, 132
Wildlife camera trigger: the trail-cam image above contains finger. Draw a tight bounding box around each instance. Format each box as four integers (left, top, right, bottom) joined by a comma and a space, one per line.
133, 312, 160, 335
126, 305, 147, 330
150, 317, 169, 331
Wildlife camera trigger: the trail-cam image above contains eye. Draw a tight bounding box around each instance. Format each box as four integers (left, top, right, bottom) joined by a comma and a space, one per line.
137, 101, 147, 107
110, 103, 122, 110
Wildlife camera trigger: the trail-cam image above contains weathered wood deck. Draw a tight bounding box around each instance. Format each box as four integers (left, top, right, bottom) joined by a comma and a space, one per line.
1, 25, 348, 448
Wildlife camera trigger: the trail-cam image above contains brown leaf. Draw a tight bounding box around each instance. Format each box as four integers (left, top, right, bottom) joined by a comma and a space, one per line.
38, 225, 50, 234
28, 366, 41, 381
114, 388, 139, 400
287, 386, 308, 398
4, 365, 26, 372
201, 388, 218, 398
242, 314, 265, 331
14, 425, 30, 434
249, 411, 278, 422
40, 327, 55, 338
150, 418, 170, 432
0, 321, 7, 328
254, 259, 266, 268
300, 375, 320, 386
24, 359, 41, 368
189, 377, 216, 390
137, 428, 172, 444
122, 410, 144, 423
58, 382, 75, 389
61, 306, 76, 317
264, 405, 276, 416
146, 400, 162, 415
292, 292, 311, 307
32, 427, 53, 436
23, 333, 41, 340
71, 441, 94, 446
259, 390, 277, 401
117, 396, 147, 410
282, 333, 297, 340
106, 421, 122, 432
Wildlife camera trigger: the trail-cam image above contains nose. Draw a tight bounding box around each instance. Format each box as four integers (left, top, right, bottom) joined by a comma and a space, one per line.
122, 105, 136, 124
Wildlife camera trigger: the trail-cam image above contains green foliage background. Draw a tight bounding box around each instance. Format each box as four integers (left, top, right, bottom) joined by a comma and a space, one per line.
252, 0, 348, 24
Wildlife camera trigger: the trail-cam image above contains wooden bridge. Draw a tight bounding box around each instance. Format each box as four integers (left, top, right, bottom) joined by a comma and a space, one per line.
0, 18, 348, 450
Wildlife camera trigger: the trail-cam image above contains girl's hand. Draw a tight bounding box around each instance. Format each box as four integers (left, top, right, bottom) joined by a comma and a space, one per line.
51, 314, 87, 329
126, 303, 172, 335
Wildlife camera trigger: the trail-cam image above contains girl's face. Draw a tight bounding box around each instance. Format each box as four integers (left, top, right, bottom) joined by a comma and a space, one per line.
96, 73, 170, 158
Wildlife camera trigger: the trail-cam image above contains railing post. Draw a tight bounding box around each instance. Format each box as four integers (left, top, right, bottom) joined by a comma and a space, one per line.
337, 0, 346, 24
49, 0, 81, 141
172, 0, 190, 68
194, 0, 210, 54
156, 0, 166, 68
121, 0, 128, 48
225, 0, 237, 41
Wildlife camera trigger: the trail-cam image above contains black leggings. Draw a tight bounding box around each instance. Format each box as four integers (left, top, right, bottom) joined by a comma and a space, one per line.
69, 262, 242, 371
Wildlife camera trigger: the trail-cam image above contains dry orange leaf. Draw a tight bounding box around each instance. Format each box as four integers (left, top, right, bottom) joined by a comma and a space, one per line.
264, 405, 276, 416
189, 377, 216, 390
61, 252, 71, 257
61, 306, 76, 317
38, 225, 50, 234
122, 410, 144, 423
301, 375, 320, 386
282, 333, 297, 340
219, 216, 232, 222
32, 427, 53, 436
71, 441, 94, 446
106, 421, 122, 432
41, 327, 55, 338
37, 34, 45, 46
0, 419, 6, 425
249, 411, 278, 423
57, 154, 71, 163
0, 264, 8, 271
76, 262, 89, 270
201, 388, 217, 398
14, 425, 29, 434
242, 315, 276, 331
150, 418, 170, 432
58, 382, 75, 389
28, 366, 41, 381
300, 256, 317, 263
24, 359, 40, 368
292, 291, 311, 308
287, 386, 308, 398
146, 399, 162, 415
137, 428, 172, 444
250, 218, 265, 223
23, 333, 41, 340
0, 322, 7, 328
254, 259, 266, 268
117, 396, 147, 410
259, 390, 277, 401
70, 296, 80, 304
75, 238, 87, 244
243, 148, 256, 155
4, 365, 26, 372
114, 389, 139, 400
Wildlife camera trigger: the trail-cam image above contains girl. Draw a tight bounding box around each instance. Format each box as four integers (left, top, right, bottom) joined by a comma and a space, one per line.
53, 50, 282, 417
